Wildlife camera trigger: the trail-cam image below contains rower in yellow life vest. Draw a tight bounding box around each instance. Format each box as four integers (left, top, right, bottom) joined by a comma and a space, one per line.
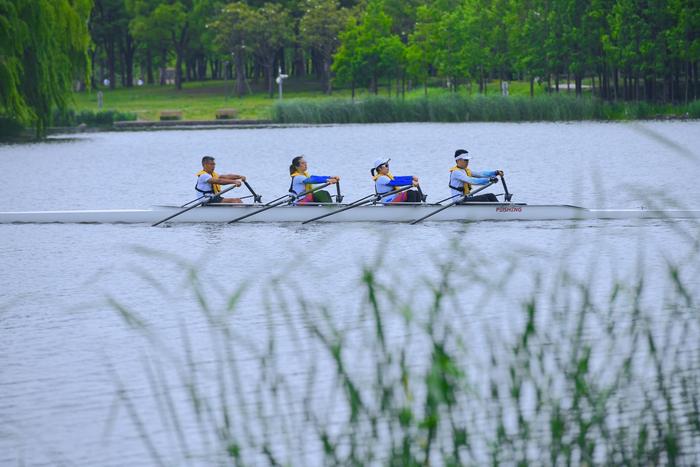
448, 149, 503, 202
371, 158, 422, 203
195, 156, 246, 203
289, 156, 339, 204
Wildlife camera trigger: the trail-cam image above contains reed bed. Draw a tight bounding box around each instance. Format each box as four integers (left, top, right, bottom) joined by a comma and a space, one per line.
110, 225, 700, 465
51, 108, 137, 127
272, 95, 700, 123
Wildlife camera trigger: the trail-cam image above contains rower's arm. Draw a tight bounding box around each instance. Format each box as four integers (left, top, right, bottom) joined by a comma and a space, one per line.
220, 173, 245, 180
386, 176, 415, 186
470, 169, 498, 178
452, 170, 491, 186
303, 175, 332, 184
209, 177, 241, 186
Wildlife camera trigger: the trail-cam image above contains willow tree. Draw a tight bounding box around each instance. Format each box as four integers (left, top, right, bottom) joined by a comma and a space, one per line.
0, 0, 92, 137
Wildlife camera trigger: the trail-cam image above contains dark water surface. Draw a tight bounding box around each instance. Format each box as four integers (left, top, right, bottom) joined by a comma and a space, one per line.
1, 122, 699, 465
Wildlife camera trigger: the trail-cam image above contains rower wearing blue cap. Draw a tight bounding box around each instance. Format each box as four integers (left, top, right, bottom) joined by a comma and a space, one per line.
371, 158, 422, 203
449, 149, 503, 202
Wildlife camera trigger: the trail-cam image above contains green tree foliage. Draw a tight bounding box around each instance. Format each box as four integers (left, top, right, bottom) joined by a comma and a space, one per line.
211, 1, 257, 96
11, 0, 696, 108
299, 0, 350, 94
0, 0, 92, 137
127, 0, 171, 85
332, 0, 404, 97
405, 5, 439, 95
91, 0, 135, 89
247, 3, 295, 97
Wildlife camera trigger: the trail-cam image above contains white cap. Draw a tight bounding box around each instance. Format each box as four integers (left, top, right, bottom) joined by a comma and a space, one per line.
373, 157, 391, 170
454, 149, 471, 161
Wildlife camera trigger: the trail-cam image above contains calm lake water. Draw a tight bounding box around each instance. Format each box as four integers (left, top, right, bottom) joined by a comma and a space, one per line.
1, 122, 700, 465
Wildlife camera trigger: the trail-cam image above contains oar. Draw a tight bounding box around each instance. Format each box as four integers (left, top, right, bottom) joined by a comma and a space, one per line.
181, 194, 209, 208
335, 181, 344, 203
302, 185, 415, 224
153, 184, 238, 227
410, 181, 496, 225
499, 174, 512, 202
243, 180, 263, 203
435, 193, 463, 204
416, 184, 427, 202
227, 182, 332, 224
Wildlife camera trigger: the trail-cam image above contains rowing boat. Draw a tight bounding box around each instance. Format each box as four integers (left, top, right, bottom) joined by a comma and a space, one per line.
1, 202, 699, 224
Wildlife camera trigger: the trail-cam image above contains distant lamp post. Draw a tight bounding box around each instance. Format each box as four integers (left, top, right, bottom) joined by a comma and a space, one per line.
276, 66, 288, 99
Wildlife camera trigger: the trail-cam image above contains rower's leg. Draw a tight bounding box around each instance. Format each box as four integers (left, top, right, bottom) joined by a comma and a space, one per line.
312, 190, 332, 203
406, 190, 421, 202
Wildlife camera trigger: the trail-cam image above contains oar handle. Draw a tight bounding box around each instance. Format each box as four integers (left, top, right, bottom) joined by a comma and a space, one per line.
243, 180, 263, 203
153, 184, 237, 227
499, 174, 512, 202
416, 184, 427, 202
335, 181, 344, 203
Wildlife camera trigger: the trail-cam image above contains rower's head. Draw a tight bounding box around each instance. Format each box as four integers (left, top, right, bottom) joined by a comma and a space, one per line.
454, 149, 470, 168
290, 156, 307, 174
371, 157, 391, 176
202, 156, 216, 174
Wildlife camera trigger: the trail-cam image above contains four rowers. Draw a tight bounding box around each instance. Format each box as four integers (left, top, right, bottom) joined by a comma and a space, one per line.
196, 149, 505, 204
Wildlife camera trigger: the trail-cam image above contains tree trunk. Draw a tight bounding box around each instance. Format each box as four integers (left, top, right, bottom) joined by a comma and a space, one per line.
530, 76, 534, 97
159, 49, 167, 86
146, 49, 154, 84
323, 57, 332, 95
266, 62, 274, 98
175, 50, 183, 90
105, 40, 116, 89
235, 52, 245, 97
123, 34, 135, 88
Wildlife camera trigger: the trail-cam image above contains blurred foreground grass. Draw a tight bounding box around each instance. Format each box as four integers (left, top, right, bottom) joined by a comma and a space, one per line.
109, 223, 700, 465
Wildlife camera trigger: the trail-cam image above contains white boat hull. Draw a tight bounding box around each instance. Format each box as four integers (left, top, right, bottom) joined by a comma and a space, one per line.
1, 203, 699, 224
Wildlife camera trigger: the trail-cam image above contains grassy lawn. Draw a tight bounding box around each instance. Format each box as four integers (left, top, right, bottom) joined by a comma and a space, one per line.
69, 77, 553, 121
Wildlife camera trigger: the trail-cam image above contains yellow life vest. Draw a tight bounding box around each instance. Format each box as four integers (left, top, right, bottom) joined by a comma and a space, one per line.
449, 166, 472, 194
290, 171, 312, 193
196, 169, 221, 194
372, 171, 400, 192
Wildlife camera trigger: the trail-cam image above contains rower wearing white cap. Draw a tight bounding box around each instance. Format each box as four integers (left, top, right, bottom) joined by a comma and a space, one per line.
449, 149, 503, 202
371, 158, 422, 203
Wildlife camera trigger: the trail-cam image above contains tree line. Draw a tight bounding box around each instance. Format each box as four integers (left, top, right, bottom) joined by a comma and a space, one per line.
89, 0, 699, 103
1, 0, 698, 136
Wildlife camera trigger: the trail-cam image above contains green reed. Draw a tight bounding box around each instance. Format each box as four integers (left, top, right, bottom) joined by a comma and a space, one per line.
51, 108, 137, 127
272, 95, 699, 123
108, 225, 700, 466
